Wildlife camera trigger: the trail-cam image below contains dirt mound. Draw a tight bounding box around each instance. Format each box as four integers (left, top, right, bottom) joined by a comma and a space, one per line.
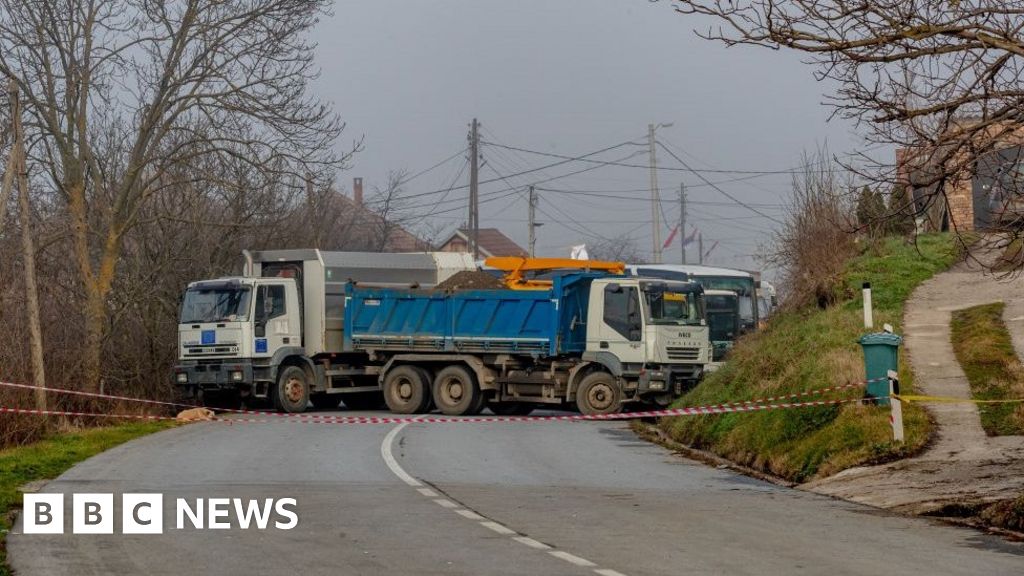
435, 270, 507, 291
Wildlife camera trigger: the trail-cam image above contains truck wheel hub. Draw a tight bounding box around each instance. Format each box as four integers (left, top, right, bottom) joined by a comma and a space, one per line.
588, 384, 613, 410
285, 378, 304, 403
444, 380, 464, 401
398, 380, 413, 400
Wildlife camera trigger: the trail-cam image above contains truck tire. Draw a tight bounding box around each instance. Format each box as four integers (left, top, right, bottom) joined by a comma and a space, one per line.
432, 365, 485, 416
274, 366, 310, 413
575, 372, 623, 415
383, 366, 431, 414
488, 402, 535, 416
343, 391, 385, 411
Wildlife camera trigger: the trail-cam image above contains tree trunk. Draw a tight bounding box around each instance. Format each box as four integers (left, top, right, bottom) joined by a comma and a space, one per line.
10, 81, 47, 409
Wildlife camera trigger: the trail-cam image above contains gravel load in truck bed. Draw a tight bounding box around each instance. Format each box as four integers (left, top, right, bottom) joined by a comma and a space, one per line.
434, 270, 508, 291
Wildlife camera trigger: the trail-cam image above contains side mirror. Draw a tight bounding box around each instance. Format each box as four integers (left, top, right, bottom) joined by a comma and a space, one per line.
255, 323, 266, 338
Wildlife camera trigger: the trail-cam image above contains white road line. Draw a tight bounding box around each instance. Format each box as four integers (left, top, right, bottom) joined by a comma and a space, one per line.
381, 423, 421, 487
513, 536, 552, 550
380, 422, 628, 576
455, 509, 485, 520
549, 550, 597, 567
480, 521, 517, 535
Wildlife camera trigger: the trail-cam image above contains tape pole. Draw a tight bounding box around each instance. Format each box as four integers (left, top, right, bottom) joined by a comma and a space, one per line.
887, 370, 903, 443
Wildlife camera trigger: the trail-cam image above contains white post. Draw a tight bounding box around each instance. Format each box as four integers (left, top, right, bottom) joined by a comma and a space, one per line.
862, 282, 874, 329
888, 369, 904, 443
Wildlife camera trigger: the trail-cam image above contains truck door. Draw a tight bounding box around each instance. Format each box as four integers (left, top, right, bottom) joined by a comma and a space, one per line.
595, 284, 645, 364
253, 282, 300, 357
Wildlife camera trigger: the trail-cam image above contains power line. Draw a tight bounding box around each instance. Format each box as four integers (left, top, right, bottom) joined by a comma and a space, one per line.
396, 137, 644, 202
655, 141, 786, 225
401, 147, 469, 185
483, 140, 809, 175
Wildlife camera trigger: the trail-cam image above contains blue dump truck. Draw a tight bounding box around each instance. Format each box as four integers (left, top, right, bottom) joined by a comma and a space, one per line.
345, 273, 711, 415
175, 250, 712, 415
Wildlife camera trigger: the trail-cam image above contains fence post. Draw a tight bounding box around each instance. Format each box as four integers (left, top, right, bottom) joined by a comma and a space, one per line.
888, 369, 904, 442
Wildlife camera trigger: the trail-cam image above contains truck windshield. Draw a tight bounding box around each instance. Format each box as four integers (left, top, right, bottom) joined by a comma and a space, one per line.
644, 289, 703, 325
180, 286, 252, 323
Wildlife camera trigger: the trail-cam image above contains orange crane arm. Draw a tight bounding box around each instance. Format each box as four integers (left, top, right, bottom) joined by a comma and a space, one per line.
484, 257, 625, 290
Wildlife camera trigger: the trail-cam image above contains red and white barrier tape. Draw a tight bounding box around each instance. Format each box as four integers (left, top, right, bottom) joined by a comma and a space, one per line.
0, 377, 884, 420
0, 405, 178, 422
0, 396, 877, 426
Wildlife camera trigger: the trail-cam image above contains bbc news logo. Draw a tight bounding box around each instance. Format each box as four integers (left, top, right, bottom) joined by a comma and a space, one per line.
23, 494, 298, 534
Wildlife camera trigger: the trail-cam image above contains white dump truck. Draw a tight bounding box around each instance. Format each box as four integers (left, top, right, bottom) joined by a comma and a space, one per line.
172, 250, 475, 409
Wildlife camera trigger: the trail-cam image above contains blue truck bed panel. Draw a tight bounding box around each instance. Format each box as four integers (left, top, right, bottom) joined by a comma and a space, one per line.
344, 273, 601, 357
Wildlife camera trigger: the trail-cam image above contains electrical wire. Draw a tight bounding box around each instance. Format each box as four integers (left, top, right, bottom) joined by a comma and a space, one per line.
656, 141, 785, 225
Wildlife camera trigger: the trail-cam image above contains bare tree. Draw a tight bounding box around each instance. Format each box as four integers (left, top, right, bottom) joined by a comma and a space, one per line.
668, 1, 1024, 261
587, 232, 647, 263
771, 149, 859, 309
0, 0, 352, 391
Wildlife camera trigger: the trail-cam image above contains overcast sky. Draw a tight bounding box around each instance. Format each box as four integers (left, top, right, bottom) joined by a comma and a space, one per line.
310, 0, 862, 274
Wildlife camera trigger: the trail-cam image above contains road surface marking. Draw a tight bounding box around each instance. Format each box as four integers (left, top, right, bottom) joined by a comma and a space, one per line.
381, 423, 421, 487
549, 550, 597, 567
513, 536, 551, 550
455, 509, 485, 520
381, 423, 628, 576
481, 521, 517, 535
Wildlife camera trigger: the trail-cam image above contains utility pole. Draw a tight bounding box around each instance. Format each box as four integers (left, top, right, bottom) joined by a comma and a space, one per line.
468, 118, 480, 259
648, 123, 662, 264
679, 183, 687, 264
698, 232, 704, 265
8, 81, 46, 410
528, 185, 540, 257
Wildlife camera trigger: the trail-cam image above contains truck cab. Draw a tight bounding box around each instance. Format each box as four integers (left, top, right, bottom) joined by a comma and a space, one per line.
580, 278, 710, 408
702, 289, 740, 363
174, 276, 302, 404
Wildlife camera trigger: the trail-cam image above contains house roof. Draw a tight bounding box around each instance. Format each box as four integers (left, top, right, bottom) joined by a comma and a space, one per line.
336, 193, 431, 252
442, 228, 527, 258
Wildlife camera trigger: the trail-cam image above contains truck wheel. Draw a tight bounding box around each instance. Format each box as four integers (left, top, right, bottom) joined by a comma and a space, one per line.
274, 366, 310, 413
310, 393, 339, 410
575, 372, 623, 415
488, 402, 535, 416
383, 366, 431, 414
343, 391, 385, 411
433, 365, 484, 416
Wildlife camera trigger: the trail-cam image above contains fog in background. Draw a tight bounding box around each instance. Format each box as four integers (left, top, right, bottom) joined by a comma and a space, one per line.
311, 0, 863, 275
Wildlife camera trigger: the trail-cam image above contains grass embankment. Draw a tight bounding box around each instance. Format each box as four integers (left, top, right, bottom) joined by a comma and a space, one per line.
950, 303, 1024, 436
0, 422, 171, 576
657, 234, 958, 483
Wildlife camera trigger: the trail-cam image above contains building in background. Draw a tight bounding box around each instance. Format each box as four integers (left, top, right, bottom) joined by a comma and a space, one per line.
897, 122, 1024, 232
437, 228, 527, 258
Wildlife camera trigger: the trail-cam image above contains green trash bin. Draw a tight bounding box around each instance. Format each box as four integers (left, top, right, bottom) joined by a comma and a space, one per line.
858, 332, 902, 406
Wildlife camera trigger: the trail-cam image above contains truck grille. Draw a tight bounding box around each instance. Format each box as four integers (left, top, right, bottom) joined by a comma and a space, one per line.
666, 346, 700, 361
185, 345, 239, 357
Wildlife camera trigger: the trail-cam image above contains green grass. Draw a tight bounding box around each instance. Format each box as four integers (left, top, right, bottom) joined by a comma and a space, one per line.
658, 234, 958, 482
0, 422, 171, 576
950, 303, 1024, 436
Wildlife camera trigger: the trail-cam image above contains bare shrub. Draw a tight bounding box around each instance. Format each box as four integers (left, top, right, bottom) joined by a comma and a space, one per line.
771, 150, 858, 309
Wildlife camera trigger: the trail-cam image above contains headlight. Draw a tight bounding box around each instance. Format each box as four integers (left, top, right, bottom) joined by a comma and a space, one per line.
649, 381, 666, 391
176, 372, 188, 384
231, 371, 244, 382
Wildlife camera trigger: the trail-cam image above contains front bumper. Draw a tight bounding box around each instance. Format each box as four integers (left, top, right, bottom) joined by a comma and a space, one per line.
172, 359, 254, 391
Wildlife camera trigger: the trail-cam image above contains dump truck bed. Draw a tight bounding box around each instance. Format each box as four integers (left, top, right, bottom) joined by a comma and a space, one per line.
344, 273, 604, 357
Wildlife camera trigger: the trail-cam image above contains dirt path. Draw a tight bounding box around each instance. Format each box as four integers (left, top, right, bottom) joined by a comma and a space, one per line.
803, 256, 1024, 514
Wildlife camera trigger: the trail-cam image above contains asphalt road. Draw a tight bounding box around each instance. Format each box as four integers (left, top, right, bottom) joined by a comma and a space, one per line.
8, 410, 1023, 575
